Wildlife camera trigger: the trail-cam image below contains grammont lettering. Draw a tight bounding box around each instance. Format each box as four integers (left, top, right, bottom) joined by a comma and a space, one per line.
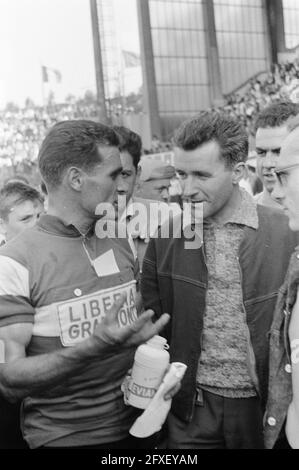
94, 196, 203, 250
291, 339, 299, 365
67, 304, 137, 340
100, 455, 135, 468
65, 287, 137, 340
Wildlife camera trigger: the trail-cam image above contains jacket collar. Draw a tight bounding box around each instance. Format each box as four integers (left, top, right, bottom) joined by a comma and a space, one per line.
205, 189, 258, 230
227, 189, 259, 229
37, 214, 95, 238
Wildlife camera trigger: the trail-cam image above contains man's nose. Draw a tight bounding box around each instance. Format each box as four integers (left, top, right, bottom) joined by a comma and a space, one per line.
272, 179, 284, 201
263, 151, 278, 169
182, 175, 197, 198
161, 188, 169, 202
117, 178, 127, 194
30, 217, 38, 228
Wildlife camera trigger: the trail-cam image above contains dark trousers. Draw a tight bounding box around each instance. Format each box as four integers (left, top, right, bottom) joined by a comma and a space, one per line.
0, 397, 27, 449
167, 390, 264, 449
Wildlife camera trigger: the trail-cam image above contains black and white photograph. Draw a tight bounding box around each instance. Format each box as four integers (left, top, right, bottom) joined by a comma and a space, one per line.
0, 0, 299, 455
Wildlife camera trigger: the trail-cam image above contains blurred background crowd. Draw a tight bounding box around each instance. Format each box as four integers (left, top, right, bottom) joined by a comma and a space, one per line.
2, 59, 299, 188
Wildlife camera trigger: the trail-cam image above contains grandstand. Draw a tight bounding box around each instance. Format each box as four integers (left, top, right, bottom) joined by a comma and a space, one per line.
2, 0, 299, 185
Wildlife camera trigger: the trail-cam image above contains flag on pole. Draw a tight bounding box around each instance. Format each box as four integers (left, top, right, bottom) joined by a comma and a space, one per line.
41, 65, 62, 83
122, 50, 141, 68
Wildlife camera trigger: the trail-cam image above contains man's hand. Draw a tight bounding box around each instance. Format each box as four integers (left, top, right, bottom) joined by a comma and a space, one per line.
164, 380, 181, 400
94, 293, 170, 349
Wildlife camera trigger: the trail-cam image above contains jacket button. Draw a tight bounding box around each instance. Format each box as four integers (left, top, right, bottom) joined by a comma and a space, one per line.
297, 254, 299, 260
267, 417, 276, 427
285, 364, 292, 373
74, 288, 82, 297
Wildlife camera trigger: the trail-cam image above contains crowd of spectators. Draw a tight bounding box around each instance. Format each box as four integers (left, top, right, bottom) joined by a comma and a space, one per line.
0, 100, 101, 185
223, 60, 299, 134
1, 60, 299, 185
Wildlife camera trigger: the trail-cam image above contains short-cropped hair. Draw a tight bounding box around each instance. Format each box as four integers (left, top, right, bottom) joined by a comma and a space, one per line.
38, 120, 119, 189
254, 100, 299, 132
113, 126, 142, 169
174, 111, 249, 168
0, 181, 44, 220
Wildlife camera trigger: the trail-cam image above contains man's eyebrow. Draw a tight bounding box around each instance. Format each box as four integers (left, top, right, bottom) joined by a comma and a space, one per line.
193, 170, 212, 177
256, 147, 281, 152
110, 166, 122, 176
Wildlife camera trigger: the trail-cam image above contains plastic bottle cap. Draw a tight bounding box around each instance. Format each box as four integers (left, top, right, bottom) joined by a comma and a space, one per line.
146, 335, 169, 350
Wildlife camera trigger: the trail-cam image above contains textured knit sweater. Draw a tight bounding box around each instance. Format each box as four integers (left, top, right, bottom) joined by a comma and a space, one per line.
197, 190, 258, 398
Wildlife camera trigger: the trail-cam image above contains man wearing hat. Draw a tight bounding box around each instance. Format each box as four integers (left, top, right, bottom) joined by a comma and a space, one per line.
134, 158, 176, 203
130, 158, 178, 269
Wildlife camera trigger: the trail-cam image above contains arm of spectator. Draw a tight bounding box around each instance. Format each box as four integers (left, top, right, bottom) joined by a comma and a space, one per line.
286, 286, 299, 449
0, 294, 169, 403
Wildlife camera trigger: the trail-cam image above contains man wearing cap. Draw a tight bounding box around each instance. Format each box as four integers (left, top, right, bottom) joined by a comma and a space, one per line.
264, 115, 299, 449
134, 159, 176, 203
254, 101, 299, 209
129, 159, 179, 269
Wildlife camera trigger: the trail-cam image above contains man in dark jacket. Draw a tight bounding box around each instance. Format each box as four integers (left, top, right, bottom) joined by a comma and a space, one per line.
265, 114, 299, 449
141, 112, 297, 449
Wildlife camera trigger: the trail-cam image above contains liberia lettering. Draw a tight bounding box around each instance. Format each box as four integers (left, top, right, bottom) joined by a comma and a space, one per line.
57, 280, 137, 346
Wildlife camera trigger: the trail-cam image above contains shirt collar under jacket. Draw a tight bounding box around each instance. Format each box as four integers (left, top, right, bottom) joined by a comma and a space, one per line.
204, 188, 259, 230
228, 188, 259, 229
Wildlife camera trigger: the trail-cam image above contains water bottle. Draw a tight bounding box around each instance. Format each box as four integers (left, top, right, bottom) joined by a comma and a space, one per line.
127, 335, 170, 409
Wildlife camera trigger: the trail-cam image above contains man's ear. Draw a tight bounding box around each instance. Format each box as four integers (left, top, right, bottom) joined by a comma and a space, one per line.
65, 167, 85, 192
232, 162, 246, 185
133, 167, 142, 195
0, 218, 7, 237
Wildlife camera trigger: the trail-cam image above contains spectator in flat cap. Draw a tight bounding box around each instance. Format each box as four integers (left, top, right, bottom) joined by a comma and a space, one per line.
127, 158, 179, 270
134, 159, 176, 203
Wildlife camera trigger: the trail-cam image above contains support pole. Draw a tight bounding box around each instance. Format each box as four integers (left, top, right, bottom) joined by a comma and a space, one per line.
90, 0, 109, 124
